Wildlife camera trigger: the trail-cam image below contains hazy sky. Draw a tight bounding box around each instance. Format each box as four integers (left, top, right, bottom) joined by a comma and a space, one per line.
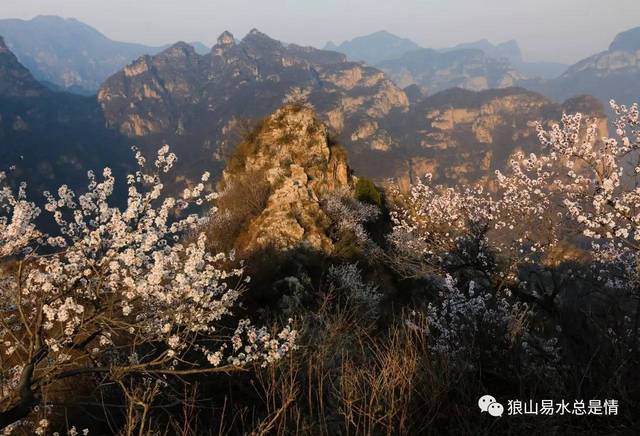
1, 0, 639, 64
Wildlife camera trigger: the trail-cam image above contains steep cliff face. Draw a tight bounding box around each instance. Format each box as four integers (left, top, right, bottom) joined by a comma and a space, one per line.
214, 104, 351, 254
98, 29, 408, 181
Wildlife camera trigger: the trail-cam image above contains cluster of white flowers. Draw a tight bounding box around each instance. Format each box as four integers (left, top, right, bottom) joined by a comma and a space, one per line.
417, 276, 520, 357
0, 174, 41, 259
504, 101, 640, 289
405, 275, 561, 373
327, 263, 382, 321
322, 188, 381, 251
0, 146, 297, 431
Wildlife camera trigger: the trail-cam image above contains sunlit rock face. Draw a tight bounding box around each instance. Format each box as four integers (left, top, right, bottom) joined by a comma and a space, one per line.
387, 88, 607, 187
218, 104, 351, 254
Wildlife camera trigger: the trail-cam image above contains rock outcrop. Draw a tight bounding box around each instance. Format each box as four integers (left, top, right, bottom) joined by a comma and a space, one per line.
216, 104, 351, 254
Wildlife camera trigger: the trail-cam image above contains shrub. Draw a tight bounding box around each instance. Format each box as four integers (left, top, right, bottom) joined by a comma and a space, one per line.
355, 177, 382, 207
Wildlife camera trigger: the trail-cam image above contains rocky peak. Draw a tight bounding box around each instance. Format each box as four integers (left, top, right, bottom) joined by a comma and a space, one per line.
216, 30, 235, 46
219, 104, 351, 254
242, 28, 282, 52
159, 42, 198, 61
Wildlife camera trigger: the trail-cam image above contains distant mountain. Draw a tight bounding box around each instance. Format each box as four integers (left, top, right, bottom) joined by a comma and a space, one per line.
0, 15, 168, 93
377, 48, 525, 93
324, 30, 421, 65
188, 41, 210, 55
609, 26, 640, 52
0, 37, 132, 193
525, 26, 640, 105
441, 39, 523, 64
440, 39, 567, 79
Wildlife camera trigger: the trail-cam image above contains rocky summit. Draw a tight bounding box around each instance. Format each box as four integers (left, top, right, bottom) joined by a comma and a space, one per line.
211, 104, 351, 254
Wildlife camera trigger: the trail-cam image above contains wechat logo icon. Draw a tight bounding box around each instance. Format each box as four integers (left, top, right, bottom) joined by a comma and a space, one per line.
478, 394, 504, 417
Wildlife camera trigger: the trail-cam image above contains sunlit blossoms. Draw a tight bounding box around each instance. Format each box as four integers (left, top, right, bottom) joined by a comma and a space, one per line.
504, 101, 640, 289
0, 146, 296, 431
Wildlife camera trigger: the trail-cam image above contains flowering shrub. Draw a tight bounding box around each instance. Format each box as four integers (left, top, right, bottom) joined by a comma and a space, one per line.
327, 263, 382, 322
405, 275, 561, 376
322, 188, 381, 256
0, 146, 296, 432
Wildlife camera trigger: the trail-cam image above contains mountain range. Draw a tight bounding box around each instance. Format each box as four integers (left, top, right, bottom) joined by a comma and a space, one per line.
524, 26, 640, 106
0, 15, 209, 94
377, 48, 525, 94
96, 29, 605, 186
326, 31, 568, 80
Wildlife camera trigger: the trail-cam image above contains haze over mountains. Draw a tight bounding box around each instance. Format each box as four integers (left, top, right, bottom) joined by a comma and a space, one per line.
325, 31, 568, 80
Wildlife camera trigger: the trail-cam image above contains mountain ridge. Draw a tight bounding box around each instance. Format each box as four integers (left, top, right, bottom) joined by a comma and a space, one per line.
0, 15, 209, 93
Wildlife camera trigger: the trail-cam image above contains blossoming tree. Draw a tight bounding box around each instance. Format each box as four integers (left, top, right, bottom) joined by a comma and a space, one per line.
0, 147, 296, 433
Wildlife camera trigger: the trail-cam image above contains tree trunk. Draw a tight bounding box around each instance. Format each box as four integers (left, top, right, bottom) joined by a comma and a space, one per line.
0, 363, 37, 430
